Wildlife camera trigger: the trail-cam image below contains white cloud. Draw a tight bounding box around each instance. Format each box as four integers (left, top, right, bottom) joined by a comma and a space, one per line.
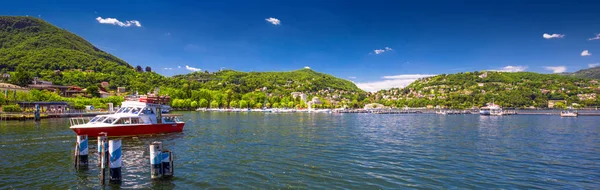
163, 68, 173, 70
348, 76, 356, 79
542, 33, 564, 39
544, 66, 567, 73
355, 74, 436, 92
95, 17, 141, 27
265, 17, 281, 25
588, 34, 600, 40
581, 50, 591, 56
165, 32, 171, 36
177, 66, 182, 69
489, 65, 528, 72
589, 63, 600, 68
373, 47, 393, 55
185, 65, 201, 72
304, 66, 311, 69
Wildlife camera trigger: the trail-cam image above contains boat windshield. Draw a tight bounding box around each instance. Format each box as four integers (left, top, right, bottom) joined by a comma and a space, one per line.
103, 117, 117, 124
131, 107, 142, 114
90, 116, 108, 123
116, 107, 127, 113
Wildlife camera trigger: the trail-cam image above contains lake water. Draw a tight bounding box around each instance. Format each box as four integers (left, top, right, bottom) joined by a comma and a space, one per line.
1, 112, 599, 189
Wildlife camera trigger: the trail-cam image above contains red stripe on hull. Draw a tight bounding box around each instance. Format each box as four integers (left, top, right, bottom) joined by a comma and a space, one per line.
72, 123, 185, 137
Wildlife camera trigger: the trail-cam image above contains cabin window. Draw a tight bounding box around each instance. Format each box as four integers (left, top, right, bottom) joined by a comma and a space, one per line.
89, 116, 101, 123
121, 107, 132, 113
103, 118, 116, 124
141, 108, 155, 115
130, 118, 141, 124
92, 116, 107, 123
163, 117, 175, 123
132, 107, 142, 114
116, 107, 126, 113
114, 118, 131, 124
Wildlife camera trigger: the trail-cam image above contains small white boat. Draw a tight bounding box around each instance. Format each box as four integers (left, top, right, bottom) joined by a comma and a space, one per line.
560, 110, 578, 117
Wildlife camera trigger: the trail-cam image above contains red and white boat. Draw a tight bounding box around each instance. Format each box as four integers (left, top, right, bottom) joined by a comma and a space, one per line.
70, 101, 184, 137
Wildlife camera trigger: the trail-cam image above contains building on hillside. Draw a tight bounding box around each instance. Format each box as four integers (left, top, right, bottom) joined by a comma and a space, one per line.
99, 90, 110, 98
100, 81, 109, 88
28, 84, 71, 96
1, 73, 10, 80
0, 83, 30, 92
479, 72, 488, 78
32, 77, 52, 85
117, 87, 127, 94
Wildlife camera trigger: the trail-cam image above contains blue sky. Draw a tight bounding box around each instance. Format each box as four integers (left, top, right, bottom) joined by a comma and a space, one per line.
3, 0, 600, 91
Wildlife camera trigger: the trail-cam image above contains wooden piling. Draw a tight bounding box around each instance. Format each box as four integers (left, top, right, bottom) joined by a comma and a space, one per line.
97, 133, 108, 167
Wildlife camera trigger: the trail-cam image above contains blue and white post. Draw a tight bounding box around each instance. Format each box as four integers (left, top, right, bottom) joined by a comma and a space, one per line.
149, 142, 163, 179
97, 133, 108, 167
162, 150, 173, 177
109, 139, 122, 183
75, 135, 88, 169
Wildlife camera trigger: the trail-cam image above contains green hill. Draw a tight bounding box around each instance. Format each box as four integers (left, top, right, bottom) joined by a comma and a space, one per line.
373, 71, 600, 108
0, 16, 165, 91
172, 68, 362, 94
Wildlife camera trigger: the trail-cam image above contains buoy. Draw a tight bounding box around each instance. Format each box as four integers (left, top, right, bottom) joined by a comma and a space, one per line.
97, 133, 108, 167
109, 139, 122, 183
161, 150, 173, 177
149, 142, 163, 179
75, 135, 88, 169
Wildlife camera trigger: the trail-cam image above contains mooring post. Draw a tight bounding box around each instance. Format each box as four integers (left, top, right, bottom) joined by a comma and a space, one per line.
97, 133, 108, 167
100, 138, 107, 185
149, 142, 163, 179
162, 150, 174, 178
76, 135, 88, 169
109, 139, 122, 183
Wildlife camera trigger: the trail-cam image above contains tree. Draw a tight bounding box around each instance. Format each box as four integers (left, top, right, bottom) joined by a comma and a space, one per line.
87, 85, 100, 97
210, 100, 219, 108
229, 100, 239, 108
145, 66, 152, 72
12, 67, 32, 87
240, 100, 248, 108
554, 101, 567, 109
136, 65, 144, 72
190, 101, 198, 108
199, 99, 209, 108
255, 103, 263, 109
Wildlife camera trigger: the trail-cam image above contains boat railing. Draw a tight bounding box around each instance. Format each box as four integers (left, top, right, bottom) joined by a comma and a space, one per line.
69, 117, 93, 127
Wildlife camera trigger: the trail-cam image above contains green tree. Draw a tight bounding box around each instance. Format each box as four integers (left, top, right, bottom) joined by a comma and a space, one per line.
240, 100, 248, 108
12, 67, 32, 87
199, 99, 209, 108
554, 101, 567, 109
210, 100, 219, 108
190, 100, 198, 108
87, 85, 100, 97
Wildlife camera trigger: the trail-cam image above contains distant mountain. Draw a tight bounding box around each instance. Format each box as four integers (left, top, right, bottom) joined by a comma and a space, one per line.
568, 66, 600, 79
172, 68, 364, 95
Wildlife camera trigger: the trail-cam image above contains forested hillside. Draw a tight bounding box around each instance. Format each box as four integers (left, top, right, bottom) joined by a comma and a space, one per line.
0, 16, 165, 91
372, 71, 600, 108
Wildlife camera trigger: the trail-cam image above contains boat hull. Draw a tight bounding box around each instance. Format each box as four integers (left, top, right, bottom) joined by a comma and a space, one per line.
71, 123, 185, 137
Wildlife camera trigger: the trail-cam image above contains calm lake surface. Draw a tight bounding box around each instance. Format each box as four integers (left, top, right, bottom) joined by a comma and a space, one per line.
1, 112, 599, 189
